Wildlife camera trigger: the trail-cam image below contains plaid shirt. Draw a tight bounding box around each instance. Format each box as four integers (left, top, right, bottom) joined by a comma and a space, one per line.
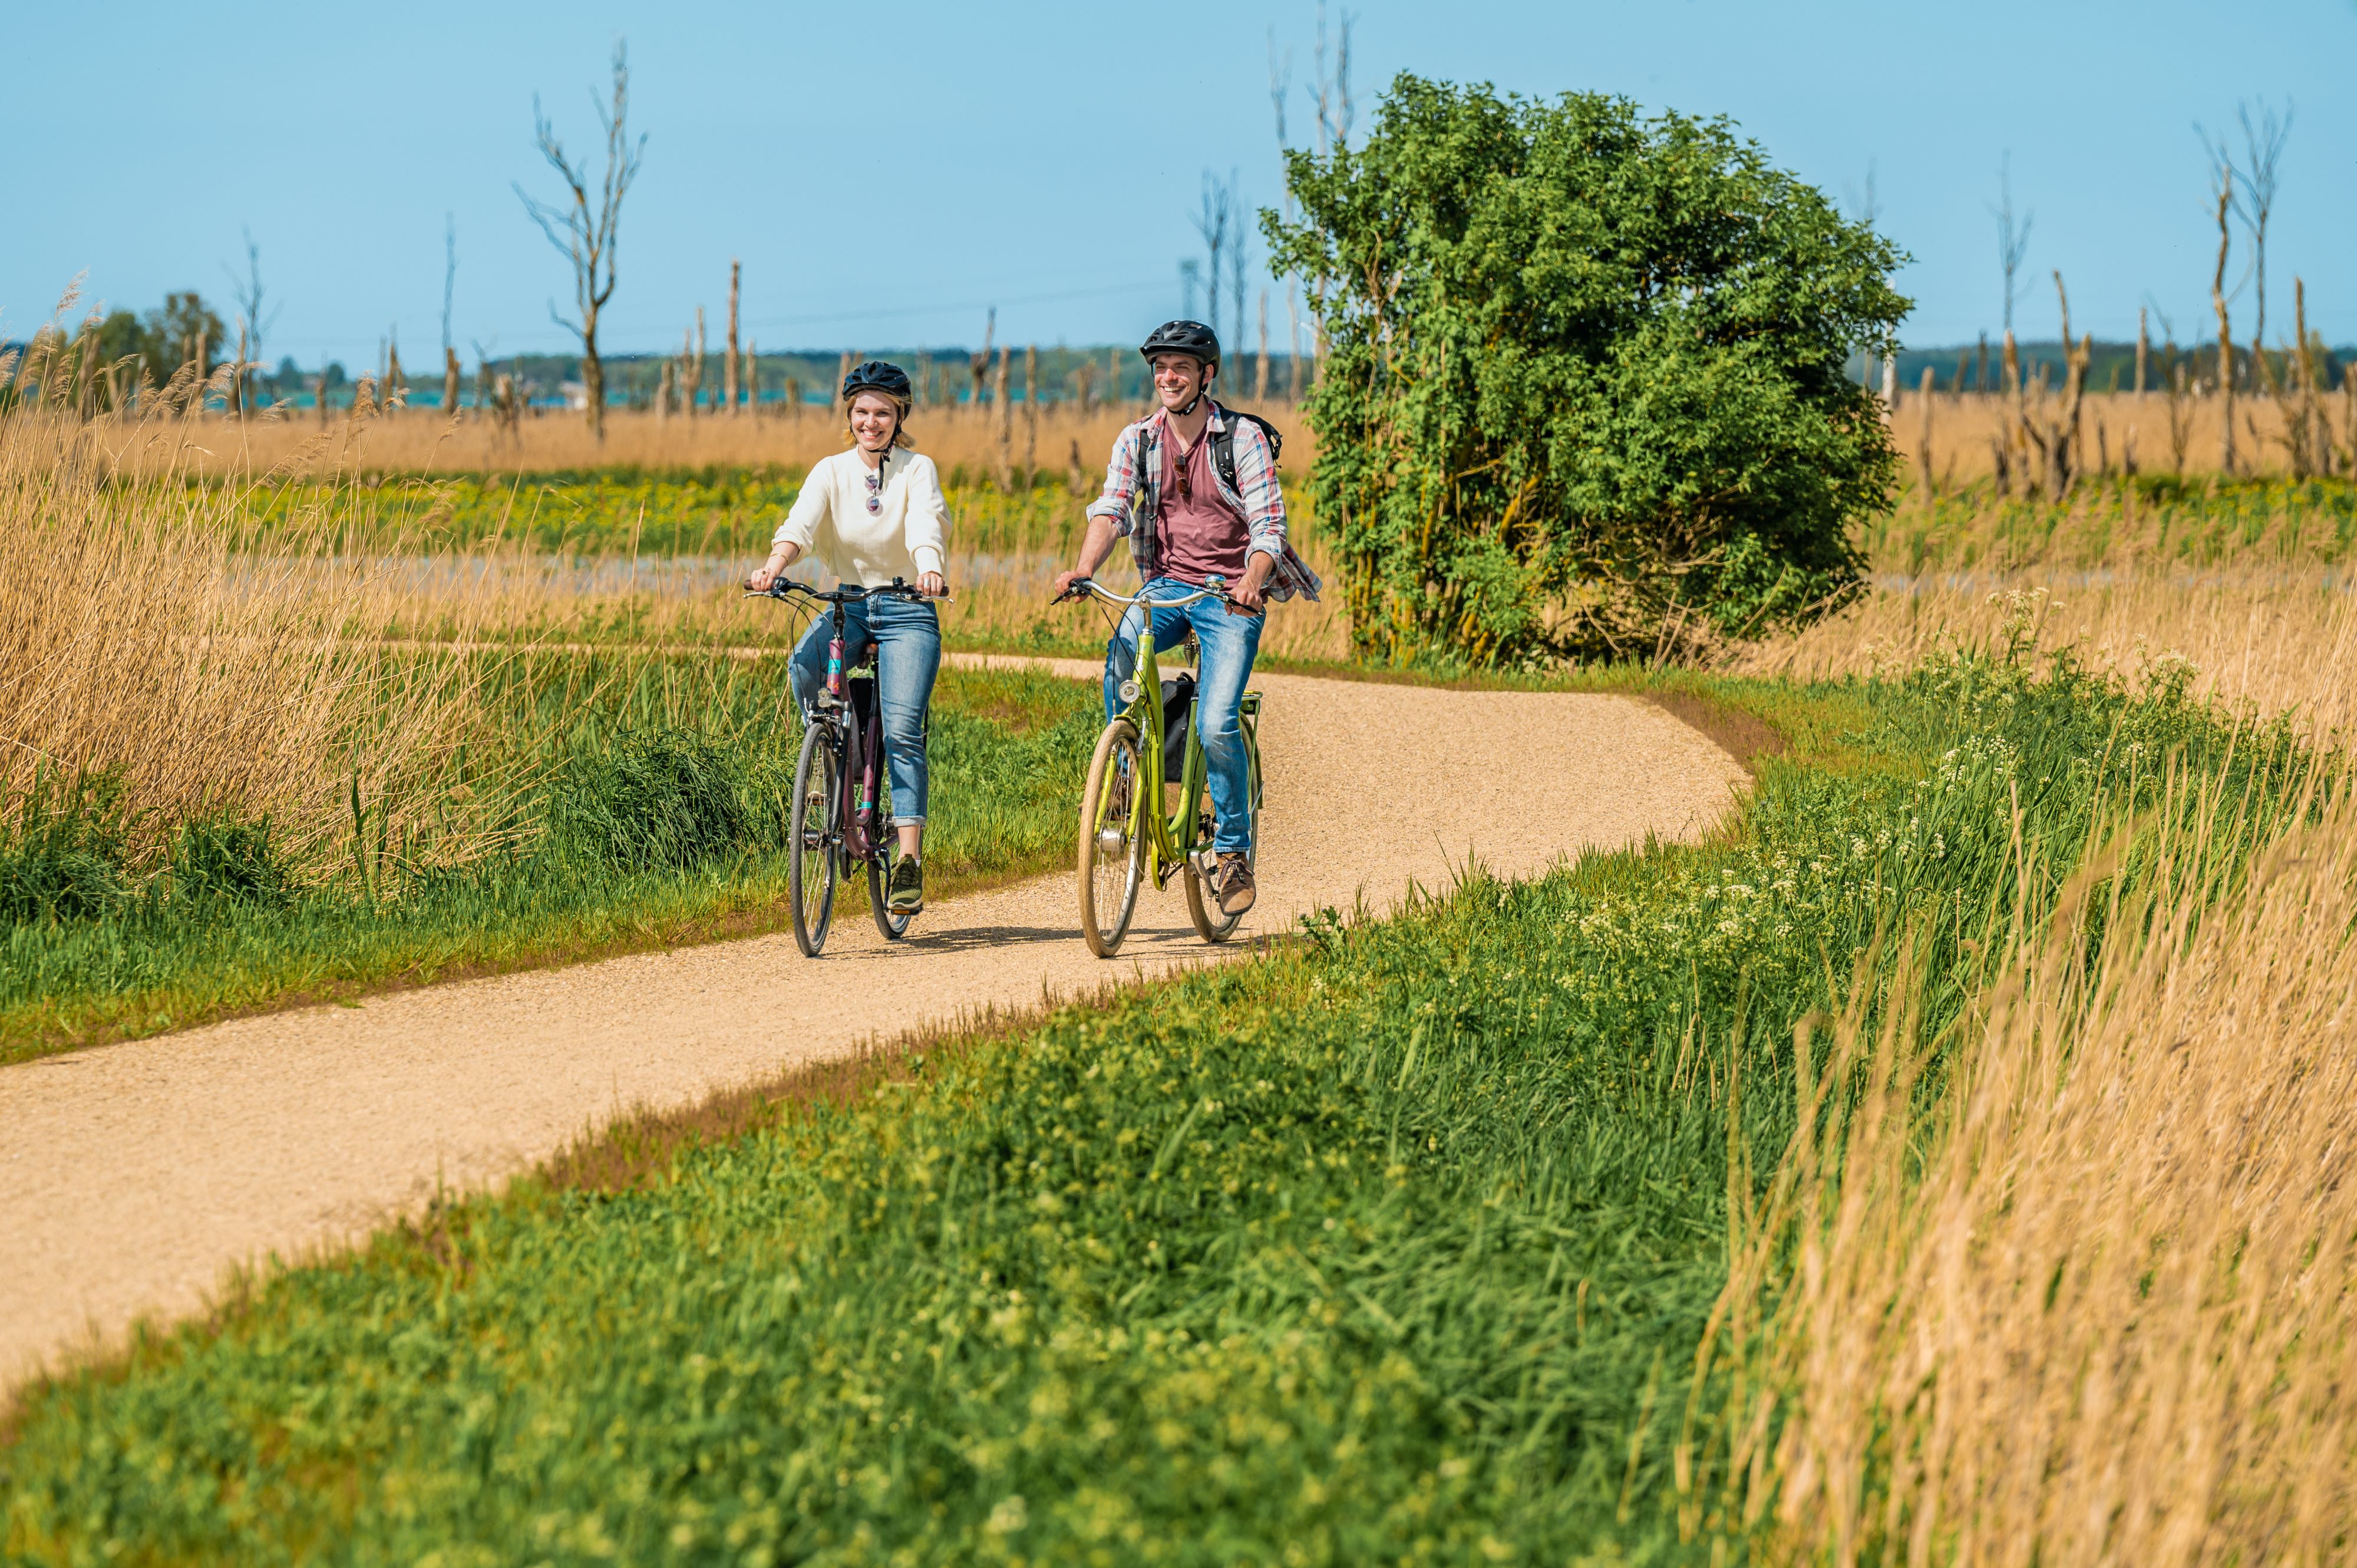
1084, 401, 1322, 602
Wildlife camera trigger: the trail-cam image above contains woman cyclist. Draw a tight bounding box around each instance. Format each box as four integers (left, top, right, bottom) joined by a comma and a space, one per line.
745, 361, 948, 915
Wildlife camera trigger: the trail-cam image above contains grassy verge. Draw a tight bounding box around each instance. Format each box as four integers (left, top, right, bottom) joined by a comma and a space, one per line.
0, 663, 1098, 1065
1, 650, 2315, 1562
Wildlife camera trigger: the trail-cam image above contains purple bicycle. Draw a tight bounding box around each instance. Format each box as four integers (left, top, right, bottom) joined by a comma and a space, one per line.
757, 577, 931, 956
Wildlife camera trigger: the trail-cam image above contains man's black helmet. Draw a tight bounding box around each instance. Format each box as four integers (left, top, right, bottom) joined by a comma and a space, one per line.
1138, 320, 1220, 368
841, 359, 913, 402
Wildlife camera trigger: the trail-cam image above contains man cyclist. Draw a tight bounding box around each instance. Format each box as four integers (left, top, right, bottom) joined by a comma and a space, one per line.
1053, 320, 1319, 916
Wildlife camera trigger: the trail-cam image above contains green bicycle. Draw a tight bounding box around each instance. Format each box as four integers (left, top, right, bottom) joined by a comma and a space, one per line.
1058, 577, 1265, 958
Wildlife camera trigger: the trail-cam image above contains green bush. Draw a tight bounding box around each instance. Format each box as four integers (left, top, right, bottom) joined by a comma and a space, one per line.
169, 817, 296, 912
544, 729, 775, 873
1266, 75, 1909, 665
0, 773, 133, 925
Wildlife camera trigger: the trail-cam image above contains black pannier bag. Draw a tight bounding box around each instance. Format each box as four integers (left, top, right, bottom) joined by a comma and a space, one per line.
1158, 672, 1196, 784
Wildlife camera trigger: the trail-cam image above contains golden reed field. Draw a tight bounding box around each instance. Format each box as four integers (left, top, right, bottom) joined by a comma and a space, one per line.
8, 370, 2357, 1558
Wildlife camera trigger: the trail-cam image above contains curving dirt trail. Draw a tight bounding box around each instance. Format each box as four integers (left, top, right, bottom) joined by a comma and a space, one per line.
0, 665, 1747, 1390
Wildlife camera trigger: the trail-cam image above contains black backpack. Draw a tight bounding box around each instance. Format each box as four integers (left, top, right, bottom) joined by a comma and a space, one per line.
1209, 407, 1283, 492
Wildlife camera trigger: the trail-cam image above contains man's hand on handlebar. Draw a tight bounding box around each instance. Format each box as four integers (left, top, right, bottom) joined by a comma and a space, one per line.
1052, 569, 1092, 602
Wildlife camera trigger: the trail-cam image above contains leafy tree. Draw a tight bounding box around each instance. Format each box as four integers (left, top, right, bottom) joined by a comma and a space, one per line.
139, 292, 226, 382
85, 309, 145, 368
1265, 77, 1909, 665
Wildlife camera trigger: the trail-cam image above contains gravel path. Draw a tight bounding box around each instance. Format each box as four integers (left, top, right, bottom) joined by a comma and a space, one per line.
0, 665, 1747, 1390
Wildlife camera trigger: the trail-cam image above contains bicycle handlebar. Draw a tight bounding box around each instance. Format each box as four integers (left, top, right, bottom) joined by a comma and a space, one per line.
1054, 577, 1236, 612
749, 577, 944, 605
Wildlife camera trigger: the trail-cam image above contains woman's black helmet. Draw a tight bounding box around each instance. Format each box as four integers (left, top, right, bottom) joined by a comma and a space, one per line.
841, 359, 913, 402
1138, 320, 1220, 369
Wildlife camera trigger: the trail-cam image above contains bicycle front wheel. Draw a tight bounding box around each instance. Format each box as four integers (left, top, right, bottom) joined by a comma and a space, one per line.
867, 849, 914, 940
789, 721, 841, 956
1077, 719, 1146, 957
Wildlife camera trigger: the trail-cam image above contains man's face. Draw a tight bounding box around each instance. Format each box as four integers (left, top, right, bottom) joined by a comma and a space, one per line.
1150, 352, 1209, 411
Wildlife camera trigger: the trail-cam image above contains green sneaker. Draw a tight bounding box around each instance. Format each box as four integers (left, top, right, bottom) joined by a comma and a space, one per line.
887, 854, 925, 915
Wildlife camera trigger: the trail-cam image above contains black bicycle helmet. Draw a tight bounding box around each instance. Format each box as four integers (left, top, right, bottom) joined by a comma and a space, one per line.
1138, 319, 1220, 369
841, 359, 913, 402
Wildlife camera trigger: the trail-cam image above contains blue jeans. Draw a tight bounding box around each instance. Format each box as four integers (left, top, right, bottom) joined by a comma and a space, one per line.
790, 595, 940, 826
1103, 577, 1263, 853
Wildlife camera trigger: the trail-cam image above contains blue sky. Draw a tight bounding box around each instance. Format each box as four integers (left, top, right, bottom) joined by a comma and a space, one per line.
6, 1, 2350, 364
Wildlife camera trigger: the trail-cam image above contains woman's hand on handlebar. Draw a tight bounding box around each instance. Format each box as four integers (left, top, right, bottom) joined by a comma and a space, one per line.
918, 570, 946, 599
746, 542, 800, 593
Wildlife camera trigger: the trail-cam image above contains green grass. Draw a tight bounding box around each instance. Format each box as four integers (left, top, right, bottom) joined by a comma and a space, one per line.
1, 650, 2318, 1563
0, 662, 1099, 1065
204, 466, 1099, 559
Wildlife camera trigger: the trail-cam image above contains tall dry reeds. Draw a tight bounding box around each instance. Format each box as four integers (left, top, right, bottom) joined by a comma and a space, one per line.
1736, 573, 2357, 739
1891, 389, 2356, 491
0, 411, 521, 868
110, 401, 1315, 484
1722, 756, 2357, 1564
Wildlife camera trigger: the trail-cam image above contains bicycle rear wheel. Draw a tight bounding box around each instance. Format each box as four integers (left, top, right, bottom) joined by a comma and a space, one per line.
789, 722, 841, 956
1077, 719, 1146, 957
1183, 717, 1261, 943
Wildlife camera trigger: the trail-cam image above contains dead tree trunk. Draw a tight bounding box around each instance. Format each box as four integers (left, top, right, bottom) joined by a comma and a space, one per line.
1022, 344, 1038, 483
724, 259, 741, 415
969, 308, 996, 407
2211, 173, 2237, 474
744, 340, 759, 418
1256, 289, 1270, 402
443, 347, 461, 415
1915, 367, 1936, 501
657, 359, 674, 424
2135, 306, 2150, 398
993, 346, 1012, 493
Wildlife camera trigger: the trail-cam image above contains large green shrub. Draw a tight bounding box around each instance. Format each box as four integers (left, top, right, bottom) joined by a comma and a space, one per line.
1266, 77, 1909, 665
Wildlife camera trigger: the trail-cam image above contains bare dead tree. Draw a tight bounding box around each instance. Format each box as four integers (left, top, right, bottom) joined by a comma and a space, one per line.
969, 307, 995, 405
223, 226, 276, 418
1990, 153, 2033, 335
1847, 159, 1883, 391
2229, 97, 2293, 390
516, 40, 645, 442
1193, 171, 1235, 336
725, 259, 741, 415
441, 214, 457, 361
2199, 136, 2239, 471
1256, 290, 1270, 401
1023, 343, 1039, 482
1227, 182, 1250, 356
1313, 1, 1356, 153
2135, 305, 2150, 397
2019, 272, 2092, 499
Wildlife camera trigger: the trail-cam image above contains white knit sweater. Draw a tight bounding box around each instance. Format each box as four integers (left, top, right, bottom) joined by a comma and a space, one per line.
771, 448, 949, 587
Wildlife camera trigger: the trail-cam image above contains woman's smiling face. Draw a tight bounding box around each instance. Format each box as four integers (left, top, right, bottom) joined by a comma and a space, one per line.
849, 391, 900, 450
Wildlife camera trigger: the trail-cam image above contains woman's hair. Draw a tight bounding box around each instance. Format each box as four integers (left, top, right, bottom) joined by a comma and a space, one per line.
844, 389, 915, 450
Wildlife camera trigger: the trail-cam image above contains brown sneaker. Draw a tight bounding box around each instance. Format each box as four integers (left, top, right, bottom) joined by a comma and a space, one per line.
1216, 852, 1256, 916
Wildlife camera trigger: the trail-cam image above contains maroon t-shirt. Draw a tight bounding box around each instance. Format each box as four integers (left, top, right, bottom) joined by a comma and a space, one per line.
1156, 426, 1250, 586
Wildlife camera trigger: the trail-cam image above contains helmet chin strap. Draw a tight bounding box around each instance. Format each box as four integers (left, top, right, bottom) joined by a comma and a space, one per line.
1174, 363, 1213, 417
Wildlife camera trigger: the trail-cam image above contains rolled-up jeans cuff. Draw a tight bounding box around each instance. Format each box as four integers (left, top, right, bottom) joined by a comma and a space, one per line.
888, 815, 925, 828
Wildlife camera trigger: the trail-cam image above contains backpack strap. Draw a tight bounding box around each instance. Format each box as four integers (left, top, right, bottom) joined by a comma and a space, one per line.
1209, 405, 1282, 495
1210, 408, 1238, 495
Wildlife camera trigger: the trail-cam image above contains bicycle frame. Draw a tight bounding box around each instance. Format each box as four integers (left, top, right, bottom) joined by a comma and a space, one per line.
760, 578, 929, 870
1081, 581, 1255, 890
